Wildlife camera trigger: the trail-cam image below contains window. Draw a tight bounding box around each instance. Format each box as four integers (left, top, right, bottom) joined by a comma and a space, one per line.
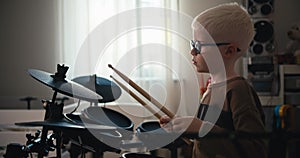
58, 0, 200, 117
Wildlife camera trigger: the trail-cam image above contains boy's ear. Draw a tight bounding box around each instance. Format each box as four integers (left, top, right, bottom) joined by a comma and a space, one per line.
223, 46, 236, 58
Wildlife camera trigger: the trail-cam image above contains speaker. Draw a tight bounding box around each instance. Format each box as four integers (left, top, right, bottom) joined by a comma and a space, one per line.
249, 18, 275, 56
245, 0, 276, 57
246, 0, 274, 17
243, 0, 278, 98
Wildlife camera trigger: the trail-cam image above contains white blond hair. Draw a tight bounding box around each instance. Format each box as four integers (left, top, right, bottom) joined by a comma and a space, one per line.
192, 2, 254, 53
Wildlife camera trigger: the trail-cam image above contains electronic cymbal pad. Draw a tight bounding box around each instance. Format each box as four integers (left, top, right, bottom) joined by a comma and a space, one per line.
28, 65, 102, 102
15, 119, 117, 131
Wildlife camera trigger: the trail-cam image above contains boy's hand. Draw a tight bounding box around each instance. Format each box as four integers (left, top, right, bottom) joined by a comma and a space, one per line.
159, 115, 171, 126
172, 116, 202, 133
159, 115, 173, 132
160, 115, 202, 134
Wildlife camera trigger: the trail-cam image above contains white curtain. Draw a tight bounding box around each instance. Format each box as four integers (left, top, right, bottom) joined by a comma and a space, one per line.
58, 0, 200, 117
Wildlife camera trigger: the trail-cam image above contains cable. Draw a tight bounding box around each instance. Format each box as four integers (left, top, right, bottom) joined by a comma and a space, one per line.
70, 100, 81, 114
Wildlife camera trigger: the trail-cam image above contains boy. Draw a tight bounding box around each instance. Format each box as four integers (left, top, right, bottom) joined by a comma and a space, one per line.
160, 3, 267, 158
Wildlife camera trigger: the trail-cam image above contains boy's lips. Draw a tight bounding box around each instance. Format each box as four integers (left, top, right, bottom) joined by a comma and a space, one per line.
192, 59, 196, 65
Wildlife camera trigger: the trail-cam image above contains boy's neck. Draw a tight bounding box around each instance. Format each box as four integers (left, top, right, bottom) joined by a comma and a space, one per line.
210, 64, 238, 84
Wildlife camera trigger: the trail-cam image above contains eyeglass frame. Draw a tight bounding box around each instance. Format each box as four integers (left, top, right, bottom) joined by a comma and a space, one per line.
190, 40, 241, 54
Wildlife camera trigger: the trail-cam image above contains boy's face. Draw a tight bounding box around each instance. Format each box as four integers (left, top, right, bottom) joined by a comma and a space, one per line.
190, 48, 209, 73
190, 29, 224, 73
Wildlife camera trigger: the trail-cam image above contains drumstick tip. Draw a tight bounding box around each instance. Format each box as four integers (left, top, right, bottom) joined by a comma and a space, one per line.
108, 64, 113, 69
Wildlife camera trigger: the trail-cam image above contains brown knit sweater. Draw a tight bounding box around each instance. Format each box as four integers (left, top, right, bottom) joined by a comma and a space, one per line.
193, 76, 267, 158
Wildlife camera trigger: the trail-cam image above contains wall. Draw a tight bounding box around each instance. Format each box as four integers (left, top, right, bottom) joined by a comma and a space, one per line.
0, 0, 61, 109
273, 0, 300, 52
179, 0, 240, 17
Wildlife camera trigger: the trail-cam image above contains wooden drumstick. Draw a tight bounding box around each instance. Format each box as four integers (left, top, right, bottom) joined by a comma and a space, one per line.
109, 66, 192, 145
108, 64, 175, 118
110, 75, 162, 119
111, 75, 192, 145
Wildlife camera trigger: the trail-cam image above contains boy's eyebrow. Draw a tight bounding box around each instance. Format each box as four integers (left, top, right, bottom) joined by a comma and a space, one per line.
192, 40, 205, 42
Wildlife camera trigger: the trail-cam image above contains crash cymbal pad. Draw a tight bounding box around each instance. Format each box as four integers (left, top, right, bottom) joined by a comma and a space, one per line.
28, 65, 102, 102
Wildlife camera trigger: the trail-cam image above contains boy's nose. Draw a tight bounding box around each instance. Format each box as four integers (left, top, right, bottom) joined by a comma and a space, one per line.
190, 48, 197, 56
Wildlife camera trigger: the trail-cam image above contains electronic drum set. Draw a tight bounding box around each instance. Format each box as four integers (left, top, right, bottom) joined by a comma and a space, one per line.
4, 64, 189, 158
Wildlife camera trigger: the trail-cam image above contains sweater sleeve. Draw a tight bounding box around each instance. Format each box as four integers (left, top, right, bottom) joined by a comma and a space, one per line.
196, 81, 267, 158
227, 83, 267, 158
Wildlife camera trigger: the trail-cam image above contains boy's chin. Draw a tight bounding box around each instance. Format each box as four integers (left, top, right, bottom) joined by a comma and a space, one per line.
196, 68, 209, 73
